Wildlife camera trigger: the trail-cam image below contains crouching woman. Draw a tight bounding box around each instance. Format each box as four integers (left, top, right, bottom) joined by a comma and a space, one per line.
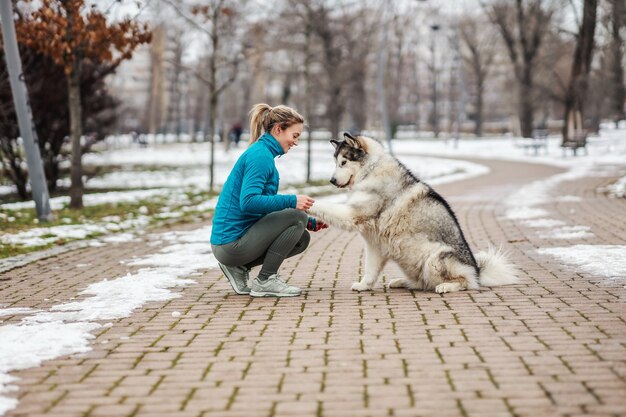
210, 103, 327, 297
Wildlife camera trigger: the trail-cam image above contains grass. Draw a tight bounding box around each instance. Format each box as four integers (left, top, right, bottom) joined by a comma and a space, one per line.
0, 180, 335, 260
0, 189, 219, 260
0, 243, 56, 259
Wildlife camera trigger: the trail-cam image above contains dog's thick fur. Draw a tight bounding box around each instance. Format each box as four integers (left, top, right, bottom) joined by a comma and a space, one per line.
308, 133, 518, 293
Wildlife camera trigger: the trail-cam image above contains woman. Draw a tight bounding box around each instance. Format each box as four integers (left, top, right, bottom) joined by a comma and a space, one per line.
210, 103, 327, 297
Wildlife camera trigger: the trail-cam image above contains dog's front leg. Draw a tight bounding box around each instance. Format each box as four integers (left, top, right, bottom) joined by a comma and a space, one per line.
307, 201, 356, 231
352, 241, 387, 292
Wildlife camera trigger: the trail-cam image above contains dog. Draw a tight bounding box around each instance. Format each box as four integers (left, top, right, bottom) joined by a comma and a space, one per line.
307, 132, 519, 293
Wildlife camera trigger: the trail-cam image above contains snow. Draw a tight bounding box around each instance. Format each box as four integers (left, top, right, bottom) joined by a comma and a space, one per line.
538, 245, 626, 280
505, 207, 550, 220
81, 142, 488, 189
0, 225, 216, 415
537, 225, 594, 240
602, 175, 626, 198
1, 189, 169, 211
503, 163, 599, 221
0, 187, 12, 197
0, 308, 36, 317
99, 233, 137, 243
0, 217, 150, 247
522, 219, 566, 228
391, 129, 626, 169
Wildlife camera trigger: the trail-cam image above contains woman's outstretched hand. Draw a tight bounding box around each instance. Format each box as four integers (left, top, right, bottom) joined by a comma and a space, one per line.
296, 195, 314, 211
307, 217, 328, 232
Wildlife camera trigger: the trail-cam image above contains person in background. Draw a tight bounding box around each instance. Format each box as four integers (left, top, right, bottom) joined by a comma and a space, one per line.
229, 122, 243, 147
210, 103, 327, 297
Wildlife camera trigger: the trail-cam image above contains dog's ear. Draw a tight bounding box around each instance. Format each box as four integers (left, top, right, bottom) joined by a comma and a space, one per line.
343, 132, 362, 149
330, 139, 342, 149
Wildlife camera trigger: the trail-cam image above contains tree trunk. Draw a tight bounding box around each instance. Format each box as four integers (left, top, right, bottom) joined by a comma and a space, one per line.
146, 26, 165, 136
207, 8, 219, 194
562, 0, 597, 143
68, 61, 83, 209
412, 57, 421, 132
304, 26, 313, 184
377, 17, 392, 153
208, 92, 217, 194
349, 61, 367, 132
519, 71, 534, 138
430, 32, 440, 138
488, 1, 552, 139
43, 153, 59, 193
475, 82, 484, 137
609, 0, 625, 124
327, 85, 343, 139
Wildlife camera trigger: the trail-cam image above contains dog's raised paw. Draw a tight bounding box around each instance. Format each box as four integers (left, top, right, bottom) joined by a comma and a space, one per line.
351, 282, 372, 292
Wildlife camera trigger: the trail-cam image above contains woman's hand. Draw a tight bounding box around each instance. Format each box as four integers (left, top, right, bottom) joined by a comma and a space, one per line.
307, 217, 328, 232
296, 195, 314, 211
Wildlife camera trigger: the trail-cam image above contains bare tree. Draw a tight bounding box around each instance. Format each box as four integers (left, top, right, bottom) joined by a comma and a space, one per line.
458, 16, 496, 137
428, 24, 441, 138
160, 0, 242, 193
309, 3, 347, 138
285, 1, 375, 139
486, 0, 554, 137
562, 0, 598, 143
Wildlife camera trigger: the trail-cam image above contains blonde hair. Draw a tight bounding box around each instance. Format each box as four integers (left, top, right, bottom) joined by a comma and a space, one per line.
248, 103, 304, 145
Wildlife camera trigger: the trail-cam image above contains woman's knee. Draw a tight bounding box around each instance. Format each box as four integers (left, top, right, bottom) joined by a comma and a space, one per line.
283, 208, 307, 228
289, 231, 311, 258
211, 244, 238, 267
299, 230, 311, 249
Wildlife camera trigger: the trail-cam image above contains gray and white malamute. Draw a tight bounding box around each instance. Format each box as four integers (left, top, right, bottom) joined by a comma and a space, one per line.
308, 133, 518, 293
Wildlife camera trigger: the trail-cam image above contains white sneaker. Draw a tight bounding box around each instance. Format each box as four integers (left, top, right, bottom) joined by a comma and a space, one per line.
218, 263, 250, 295
249, 274, 301, 297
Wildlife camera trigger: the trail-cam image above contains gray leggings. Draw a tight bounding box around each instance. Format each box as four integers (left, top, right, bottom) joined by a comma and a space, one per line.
211, 209, 310, 277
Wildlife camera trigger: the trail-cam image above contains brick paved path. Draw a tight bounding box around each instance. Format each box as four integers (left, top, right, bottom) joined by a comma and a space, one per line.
1, 158, 625, 417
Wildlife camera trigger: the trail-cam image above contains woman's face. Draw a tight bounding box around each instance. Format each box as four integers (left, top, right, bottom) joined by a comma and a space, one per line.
272, 123, 303, 153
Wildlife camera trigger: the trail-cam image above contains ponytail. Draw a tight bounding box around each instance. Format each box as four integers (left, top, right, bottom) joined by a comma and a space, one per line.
248, 103, 305, 145
249, 103, 273, 145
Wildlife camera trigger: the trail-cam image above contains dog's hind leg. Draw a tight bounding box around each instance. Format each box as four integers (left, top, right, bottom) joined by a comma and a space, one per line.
435, 282, 463, 294
424, 251, 478, 294
387, 278, 407, 288
388, 278, 425, 290
352, 241, 387, 292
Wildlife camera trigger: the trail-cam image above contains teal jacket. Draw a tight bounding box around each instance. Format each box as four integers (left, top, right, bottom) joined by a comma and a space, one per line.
210, 133, 297, 245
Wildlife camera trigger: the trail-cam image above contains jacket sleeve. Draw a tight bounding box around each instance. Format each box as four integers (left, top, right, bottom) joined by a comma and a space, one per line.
239, 154, 297, 214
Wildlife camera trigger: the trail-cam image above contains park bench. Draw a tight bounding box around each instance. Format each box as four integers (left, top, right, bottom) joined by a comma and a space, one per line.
561, 131, 588, 156
516, 128, 549, 155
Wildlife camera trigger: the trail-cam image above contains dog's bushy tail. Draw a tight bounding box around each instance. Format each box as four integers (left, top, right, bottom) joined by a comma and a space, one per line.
475, 245, 519, 287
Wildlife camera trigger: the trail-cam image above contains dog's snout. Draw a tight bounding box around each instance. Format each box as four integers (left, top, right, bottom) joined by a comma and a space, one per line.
330, 177, 337, 186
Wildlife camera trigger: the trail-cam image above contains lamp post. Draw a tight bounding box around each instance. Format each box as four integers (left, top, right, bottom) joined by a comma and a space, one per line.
0, 0, 52, 221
